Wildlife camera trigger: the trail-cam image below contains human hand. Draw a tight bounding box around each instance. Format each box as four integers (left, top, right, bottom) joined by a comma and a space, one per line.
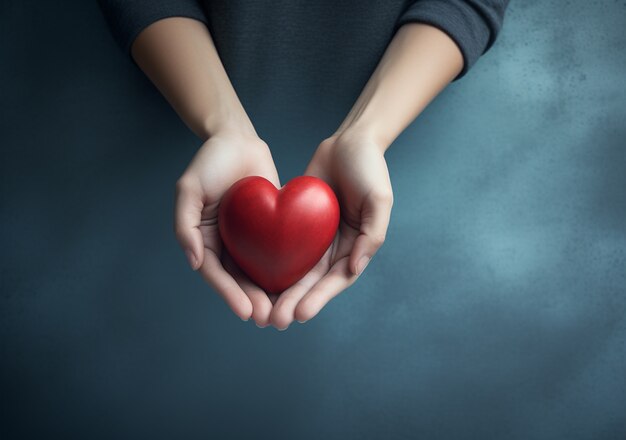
269, 131, 393, 329
175, 130, 281, 325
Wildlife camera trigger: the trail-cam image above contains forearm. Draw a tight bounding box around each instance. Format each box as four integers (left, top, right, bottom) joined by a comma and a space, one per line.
334, 23, 464, 150
131, 17, 255, 141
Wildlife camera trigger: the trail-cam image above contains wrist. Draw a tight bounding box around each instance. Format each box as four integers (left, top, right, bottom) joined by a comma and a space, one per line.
330, 124, 391, 154
199, 107, 257, 141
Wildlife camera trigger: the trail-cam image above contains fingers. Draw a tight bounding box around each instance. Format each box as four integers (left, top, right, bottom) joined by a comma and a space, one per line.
294, 257, 358, 323
223, 253, 273, 327
198, 250, 253, 321
234, 277, 272, 327
174, 177, 205, 270
349, 191, 393, 276
269, 247, 332, 330
270, 282, 311, 330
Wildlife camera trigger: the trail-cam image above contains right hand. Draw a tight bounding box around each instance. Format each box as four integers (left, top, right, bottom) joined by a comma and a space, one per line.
175, 130, 281, 325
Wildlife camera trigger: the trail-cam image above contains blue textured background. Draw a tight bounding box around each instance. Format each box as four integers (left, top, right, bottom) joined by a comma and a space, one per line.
1, 1, 625, 438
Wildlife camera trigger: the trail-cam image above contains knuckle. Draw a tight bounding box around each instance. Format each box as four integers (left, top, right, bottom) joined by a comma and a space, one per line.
370, 233, 387, 248
175, 175, 194, 194
319, 137, 336, 150
370, 190, 393, 206
255, 139, 270, 151
247, 139, 271, 159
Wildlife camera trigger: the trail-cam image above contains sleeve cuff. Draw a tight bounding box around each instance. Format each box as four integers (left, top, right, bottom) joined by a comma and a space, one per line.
98, 0, 209, 56
394, 0, 494, 81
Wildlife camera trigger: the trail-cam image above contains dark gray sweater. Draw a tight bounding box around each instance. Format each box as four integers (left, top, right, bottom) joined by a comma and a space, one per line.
98, 0, 508, 122
99, 0, 509, 83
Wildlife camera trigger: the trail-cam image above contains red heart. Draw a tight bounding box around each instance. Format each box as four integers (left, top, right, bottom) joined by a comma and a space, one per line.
218, 176, 340, 294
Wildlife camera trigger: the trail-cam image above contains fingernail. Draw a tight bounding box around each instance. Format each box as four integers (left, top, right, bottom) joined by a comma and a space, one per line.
277, 326, 288, 332
357, 256, 370, 275
297, 320, 307, 324
185, 250, 198, 270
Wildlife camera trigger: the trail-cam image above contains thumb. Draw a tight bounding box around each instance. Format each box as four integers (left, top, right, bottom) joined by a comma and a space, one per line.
174, 177, 205, 270
349, 191, 393, 276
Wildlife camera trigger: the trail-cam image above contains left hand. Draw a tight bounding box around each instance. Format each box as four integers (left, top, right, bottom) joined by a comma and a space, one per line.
269, 131, 394, 329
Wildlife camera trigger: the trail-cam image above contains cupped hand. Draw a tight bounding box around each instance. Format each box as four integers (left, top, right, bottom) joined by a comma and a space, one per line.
269, 131, 393, 329
175, 130, 281, 325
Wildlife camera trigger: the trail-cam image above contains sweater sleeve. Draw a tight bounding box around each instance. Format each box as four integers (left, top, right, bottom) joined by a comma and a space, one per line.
394, 0, 510, 80
97, 0, 209, 55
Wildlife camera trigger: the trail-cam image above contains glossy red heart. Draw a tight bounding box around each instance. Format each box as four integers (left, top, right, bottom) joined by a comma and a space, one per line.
218, 176, 340, 294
